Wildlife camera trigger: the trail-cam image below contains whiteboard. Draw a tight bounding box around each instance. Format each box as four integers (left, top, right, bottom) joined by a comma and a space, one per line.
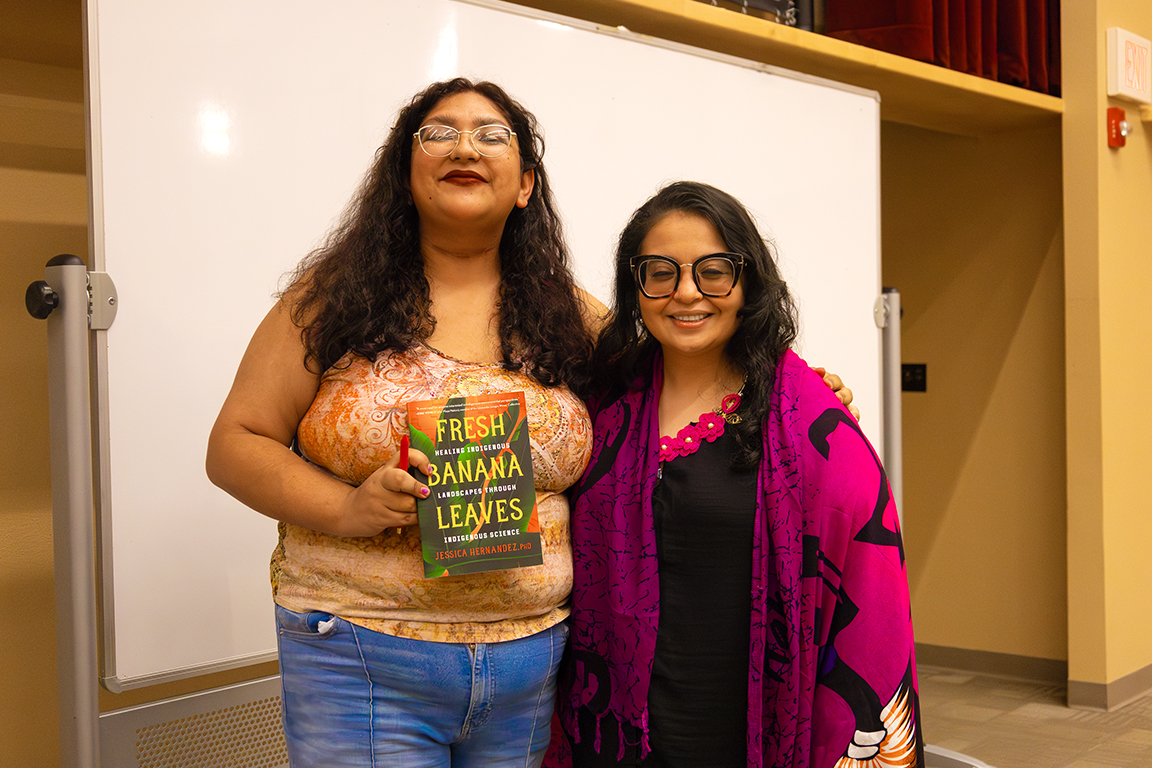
86, 0, 881, 689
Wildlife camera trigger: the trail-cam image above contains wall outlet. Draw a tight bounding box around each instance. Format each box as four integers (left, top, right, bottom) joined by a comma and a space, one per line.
902, 363, 927, 392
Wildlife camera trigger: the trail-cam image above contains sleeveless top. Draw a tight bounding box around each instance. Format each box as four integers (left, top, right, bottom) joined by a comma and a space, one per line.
272, 344, 593, 643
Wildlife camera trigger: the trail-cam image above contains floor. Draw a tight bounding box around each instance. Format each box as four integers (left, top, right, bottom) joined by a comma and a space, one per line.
918, 664, 1152, 768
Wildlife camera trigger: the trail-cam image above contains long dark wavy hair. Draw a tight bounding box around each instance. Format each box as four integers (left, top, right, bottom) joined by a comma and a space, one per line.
592, 181, 799, 467
284, 78, 592, 391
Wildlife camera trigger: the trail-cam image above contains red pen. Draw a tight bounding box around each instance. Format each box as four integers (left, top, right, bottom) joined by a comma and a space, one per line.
395, 434, 413, 536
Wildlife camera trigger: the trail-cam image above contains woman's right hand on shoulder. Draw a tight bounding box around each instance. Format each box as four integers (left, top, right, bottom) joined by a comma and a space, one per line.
578, 288, 611, 337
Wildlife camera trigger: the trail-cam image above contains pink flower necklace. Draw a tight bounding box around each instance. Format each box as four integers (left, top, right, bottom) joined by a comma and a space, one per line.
658, 381, 745, 462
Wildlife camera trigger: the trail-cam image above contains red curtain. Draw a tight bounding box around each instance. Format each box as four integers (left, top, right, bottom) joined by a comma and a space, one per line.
823, 0, 1059, 95
821, 1, 936, 63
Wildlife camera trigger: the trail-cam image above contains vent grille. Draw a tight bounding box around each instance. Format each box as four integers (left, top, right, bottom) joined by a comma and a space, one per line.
101, 676, 288, 768
134, 696, 287, 768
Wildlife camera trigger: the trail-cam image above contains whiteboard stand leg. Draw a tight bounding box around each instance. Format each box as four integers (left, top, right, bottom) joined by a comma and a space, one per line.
29, 254, 102, 768
876, 287, 903, 527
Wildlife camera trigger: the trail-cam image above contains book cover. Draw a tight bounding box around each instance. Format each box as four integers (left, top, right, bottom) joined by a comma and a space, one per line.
407, 391, 543, 578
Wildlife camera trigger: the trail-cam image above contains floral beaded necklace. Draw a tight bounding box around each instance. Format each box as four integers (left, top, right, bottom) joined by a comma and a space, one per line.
658, 381, 745, 462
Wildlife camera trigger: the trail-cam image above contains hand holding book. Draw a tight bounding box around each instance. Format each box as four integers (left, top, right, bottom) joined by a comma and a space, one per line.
330, 434, 431, 538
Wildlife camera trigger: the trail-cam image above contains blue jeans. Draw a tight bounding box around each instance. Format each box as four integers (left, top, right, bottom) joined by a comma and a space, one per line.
275, 605, 567, 767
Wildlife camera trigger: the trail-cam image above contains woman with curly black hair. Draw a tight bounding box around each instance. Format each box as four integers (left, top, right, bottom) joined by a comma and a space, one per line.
550, 182, 922, 768
207, 78, 599, 768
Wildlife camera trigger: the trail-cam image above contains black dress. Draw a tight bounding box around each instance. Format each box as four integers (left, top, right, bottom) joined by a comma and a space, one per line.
571, 427, 758, 767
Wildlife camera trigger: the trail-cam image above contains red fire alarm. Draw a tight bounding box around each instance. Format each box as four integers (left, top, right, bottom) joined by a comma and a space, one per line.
1107, 107, 1130, 147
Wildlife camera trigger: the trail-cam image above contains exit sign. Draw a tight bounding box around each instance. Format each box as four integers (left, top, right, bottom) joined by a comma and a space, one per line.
1108, 28, 1151, 104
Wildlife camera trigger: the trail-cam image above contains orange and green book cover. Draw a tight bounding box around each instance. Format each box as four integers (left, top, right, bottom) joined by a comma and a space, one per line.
407, 391, 543, 578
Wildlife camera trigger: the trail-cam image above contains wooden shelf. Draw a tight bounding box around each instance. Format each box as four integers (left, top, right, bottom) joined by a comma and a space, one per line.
508, 0, 1062, 135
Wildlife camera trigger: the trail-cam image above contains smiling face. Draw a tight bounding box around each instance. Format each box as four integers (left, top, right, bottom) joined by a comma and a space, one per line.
637, 211, 745, 368
408, 91, 535, 241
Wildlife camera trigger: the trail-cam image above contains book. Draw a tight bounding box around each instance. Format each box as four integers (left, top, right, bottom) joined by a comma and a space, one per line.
745, 0, 800, 27
407, 391, 543, 578
695, 0, 810, 29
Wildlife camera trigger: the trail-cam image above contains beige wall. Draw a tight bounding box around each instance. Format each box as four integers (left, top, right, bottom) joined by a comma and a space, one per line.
1096, 0, 1152, 686
2, 4, 93, 750
0, 202, 85, 768
1064, 0, 1152, 690
2, 12, 90, 763
882, 123, 1068, 662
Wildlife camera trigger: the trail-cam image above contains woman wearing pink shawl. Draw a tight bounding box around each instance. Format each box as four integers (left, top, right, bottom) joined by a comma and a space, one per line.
549, 182, 923, 768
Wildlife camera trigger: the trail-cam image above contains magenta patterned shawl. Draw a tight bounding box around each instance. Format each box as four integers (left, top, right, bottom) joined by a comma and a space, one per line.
549, 350, 923, 767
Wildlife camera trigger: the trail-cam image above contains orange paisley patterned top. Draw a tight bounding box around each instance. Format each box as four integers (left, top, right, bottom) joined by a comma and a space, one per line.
272, 344, 592, 643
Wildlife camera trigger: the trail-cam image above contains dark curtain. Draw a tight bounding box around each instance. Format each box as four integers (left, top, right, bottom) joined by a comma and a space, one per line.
823, 0, 1059, 95
821, 1, 936, 62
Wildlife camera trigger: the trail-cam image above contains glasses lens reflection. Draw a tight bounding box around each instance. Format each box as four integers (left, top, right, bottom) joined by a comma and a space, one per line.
634, 255, 740, 298
415, 125, 514, 157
